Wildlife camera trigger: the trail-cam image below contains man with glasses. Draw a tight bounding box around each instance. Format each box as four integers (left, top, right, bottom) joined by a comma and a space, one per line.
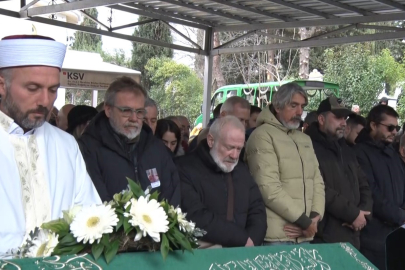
78, 77, 180, 207
354, 105, 405, 270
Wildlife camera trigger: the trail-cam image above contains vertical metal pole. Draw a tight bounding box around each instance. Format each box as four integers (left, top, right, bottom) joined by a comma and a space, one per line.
202, 28, 213, 128
92, 90, 98, 107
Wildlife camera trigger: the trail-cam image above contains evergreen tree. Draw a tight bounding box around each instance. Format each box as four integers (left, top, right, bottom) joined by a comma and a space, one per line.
131, 16, 173, 91
71, 8, 102, 52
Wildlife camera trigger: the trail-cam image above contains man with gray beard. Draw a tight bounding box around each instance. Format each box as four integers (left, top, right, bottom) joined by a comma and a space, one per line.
305, 95, 372, 250
245, 83, 325, 246
175, 116, 267, 248
78, 77, 180, 207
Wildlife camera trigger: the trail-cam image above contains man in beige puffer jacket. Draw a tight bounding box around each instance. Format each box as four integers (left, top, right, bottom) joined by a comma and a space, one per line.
245, 83, 325, 245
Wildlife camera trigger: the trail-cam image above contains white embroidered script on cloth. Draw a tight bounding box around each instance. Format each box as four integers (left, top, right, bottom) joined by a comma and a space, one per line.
0, 111, 51, 238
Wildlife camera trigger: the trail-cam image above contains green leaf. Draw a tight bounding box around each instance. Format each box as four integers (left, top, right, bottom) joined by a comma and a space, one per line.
123, 217, 133, 234
122, 190, 133, 203
166, 233, 179, 249
113, 193, 123, 203
115, 208, 124, 214
169, 220, 177, 229
101, 234, 110, 246
41, 219, 69, 234
172, 227, 192, 251
104, 239, 120, 264
59, 233, 78, 246
92, 242, 104, 261
116, 216, 124, 232
149, 190, 160, 201
53, 244, 85, 256
126, 177, 144, 198
160, 234, 170, 260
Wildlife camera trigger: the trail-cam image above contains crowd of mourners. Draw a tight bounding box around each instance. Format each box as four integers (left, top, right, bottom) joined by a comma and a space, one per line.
52, 77, 405, 270
1, 35, 405, 270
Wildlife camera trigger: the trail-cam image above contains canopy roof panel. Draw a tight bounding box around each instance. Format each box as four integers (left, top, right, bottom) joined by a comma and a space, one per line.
63, 50, 140, 75
18, 0, 405, 28
5, 0, 405, 126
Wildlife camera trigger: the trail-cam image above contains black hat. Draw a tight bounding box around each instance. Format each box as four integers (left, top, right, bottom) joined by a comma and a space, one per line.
317, 95, 353, 118
66, 105, 98, 134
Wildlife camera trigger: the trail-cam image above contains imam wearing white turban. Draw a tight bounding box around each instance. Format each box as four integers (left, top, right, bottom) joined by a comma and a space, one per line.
0, 35, 101, 256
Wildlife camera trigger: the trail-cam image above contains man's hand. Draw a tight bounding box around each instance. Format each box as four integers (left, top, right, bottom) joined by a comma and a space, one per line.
312, 215, 321, 223
245, 237, 254, 247
302, 216, 320, 238
351, 210, 370, 231
284, 224, 303, 238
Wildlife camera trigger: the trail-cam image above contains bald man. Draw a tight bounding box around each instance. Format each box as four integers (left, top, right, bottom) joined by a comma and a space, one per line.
178, 115, 191, 143
47, 107, 59, 126
57, 104, 75, 131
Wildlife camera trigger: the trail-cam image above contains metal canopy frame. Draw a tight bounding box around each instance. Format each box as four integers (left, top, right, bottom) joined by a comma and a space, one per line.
2, 0, 405, 126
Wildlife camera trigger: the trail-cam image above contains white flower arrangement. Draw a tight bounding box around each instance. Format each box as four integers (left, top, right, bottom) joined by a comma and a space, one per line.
16, 179, 205, 264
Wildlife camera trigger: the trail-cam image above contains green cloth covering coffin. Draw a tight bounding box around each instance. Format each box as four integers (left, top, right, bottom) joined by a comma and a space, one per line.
0, 243, 376, 270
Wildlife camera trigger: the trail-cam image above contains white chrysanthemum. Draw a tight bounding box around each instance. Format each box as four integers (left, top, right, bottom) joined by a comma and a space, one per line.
168, 205, 176, 218
171, 207, 194, 233
176, 208, 188, 231
184, 221, 196, 233
62, 205, 83, 224
70, 204, 118, 244
26, 230, 59, 258
124, 197, 169, 242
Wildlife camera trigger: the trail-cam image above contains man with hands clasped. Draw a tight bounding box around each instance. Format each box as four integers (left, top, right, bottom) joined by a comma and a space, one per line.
245, 83, 325, 246
304, 95, 372, 250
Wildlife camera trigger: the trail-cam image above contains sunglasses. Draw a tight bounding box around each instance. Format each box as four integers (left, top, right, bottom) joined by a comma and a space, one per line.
378, 123, 401, 132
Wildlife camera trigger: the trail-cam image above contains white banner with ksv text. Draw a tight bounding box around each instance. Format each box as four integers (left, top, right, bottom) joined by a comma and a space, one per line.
60, 70, 141, 90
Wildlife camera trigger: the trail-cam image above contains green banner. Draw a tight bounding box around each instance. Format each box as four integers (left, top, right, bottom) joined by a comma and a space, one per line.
0, 243, 376, 269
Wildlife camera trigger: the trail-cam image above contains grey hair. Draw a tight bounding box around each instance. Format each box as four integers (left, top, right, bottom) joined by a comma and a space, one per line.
145, 98, 157, 109
220, 96, 251, 114
104, 76, 147, 106
209, 115, 245, 139
272, 83, 308, 110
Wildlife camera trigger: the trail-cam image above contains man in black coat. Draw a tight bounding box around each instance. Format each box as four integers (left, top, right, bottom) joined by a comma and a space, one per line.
175, 116, 267, 247
78, 77, 180, 207
355, 105, 405, 270
305, 96, 372, 250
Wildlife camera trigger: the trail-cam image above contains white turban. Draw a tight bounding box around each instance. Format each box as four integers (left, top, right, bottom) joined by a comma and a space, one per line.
0, 35, 66, 70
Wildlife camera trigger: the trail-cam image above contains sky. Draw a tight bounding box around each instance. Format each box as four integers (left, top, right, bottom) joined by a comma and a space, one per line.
0, 0, 195, 68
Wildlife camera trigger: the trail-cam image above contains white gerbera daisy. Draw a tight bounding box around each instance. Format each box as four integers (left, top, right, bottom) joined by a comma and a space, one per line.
26, 230, 59, 258
70, 204, 118, 244
124, 197, 169, 242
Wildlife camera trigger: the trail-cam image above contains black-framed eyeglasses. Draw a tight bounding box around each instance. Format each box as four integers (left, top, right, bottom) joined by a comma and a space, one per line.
113, 106, 147, 119
378, 122, 400, 132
